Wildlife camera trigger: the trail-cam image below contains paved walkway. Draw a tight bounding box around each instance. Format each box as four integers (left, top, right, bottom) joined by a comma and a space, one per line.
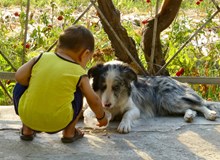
1, 105, 220, 160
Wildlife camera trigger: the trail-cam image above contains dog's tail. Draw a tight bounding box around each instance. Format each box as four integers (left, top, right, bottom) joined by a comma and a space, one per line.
205, 101, 220, 118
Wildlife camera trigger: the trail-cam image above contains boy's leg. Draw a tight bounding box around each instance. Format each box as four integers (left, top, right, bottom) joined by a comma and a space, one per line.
13, 83, 35, 138
62, 87, 84, 142
13, 83, 28, 115
62, 110, 84, 138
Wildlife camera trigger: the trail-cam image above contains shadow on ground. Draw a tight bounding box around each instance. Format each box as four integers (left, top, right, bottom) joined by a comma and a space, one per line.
1, 106, 220, 160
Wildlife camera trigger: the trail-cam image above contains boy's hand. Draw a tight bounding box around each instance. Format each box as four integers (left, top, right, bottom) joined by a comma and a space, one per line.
96, 114, 108, 127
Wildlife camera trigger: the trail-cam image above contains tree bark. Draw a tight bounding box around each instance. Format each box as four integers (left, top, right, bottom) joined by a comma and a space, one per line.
97, 0, 144, 73
142, 0, 182, 75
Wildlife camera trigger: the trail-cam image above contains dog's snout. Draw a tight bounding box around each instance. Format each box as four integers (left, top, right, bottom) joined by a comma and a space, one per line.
104, 103, 112, 108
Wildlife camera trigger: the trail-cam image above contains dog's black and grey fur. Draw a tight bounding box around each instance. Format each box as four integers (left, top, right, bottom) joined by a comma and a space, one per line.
86, 61, 220, 133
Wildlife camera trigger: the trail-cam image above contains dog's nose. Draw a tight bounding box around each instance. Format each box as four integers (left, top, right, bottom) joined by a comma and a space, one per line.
104, 103, 111, 108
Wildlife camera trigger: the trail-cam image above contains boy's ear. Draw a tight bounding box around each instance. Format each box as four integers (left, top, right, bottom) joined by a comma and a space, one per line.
85, 49, 91, 55
79, 49, 88, 61
88, 63, 104, 78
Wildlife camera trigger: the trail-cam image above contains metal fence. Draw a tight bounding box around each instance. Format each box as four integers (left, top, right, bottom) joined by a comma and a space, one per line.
0, 0, 219, 101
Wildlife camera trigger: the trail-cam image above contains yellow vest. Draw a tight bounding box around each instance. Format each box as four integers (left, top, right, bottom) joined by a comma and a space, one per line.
18, 52, 86, 132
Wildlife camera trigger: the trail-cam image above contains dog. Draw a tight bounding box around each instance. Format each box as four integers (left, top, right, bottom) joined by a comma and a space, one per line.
84, 61, 220, 133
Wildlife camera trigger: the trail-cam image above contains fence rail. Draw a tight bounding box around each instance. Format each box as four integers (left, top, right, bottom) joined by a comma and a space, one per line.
0, 72, 220, 84
0, 72, 15, 80
173, 77, 220, 85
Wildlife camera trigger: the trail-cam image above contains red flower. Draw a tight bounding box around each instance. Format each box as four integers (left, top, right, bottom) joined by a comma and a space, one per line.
25, 43, 31, 49
176, 71, 181, 76
141, 19, 148, 25
14, 12, 20, 17
196, 1, 200, 5
57, 15, 63, 21
199, 0, 203, 1
146, 0, 151, 3
48, 24, 53, 29
176, 68, 184, 76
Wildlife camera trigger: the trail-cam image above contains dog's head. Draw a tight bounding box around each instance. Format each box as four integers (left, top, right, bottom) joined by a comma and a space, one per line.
88, 61, 137, 109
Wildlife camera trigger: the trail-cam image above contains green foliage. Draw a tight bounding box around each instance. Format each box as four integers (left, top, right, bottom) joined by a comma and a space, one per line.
0, 0, 219, 104
164, 13, 220, 77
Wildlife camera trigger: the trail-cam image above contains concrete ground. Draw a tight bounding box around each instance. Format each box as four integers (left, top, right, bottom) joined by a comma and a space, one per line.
1, 105, 220, 160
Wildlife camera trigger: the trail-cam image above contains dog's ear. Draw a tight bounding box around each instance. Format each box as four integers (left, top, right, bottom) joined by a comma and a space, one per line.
88, 63, 104, 78
121, 66, 137, 82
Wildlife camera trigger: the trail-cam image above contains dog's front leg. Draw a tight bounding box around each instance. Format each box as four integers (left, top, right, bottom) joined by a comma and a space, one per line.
117, 105, 140, 133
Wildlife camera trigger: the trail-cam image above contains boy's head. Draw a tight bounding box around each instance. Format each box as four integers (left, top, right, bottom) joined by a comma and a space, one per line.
56, 25, 95, 53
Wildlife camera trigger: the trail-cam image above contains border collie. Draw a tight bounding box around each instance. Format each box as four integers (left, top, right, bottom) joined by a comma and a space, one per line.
84, 61, 220, 133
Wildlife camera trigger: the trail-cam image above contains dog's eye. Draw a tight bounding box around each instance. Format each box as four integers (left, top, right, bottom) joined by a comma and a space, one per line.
100, 84, 106, 91
112, 85, 120, 91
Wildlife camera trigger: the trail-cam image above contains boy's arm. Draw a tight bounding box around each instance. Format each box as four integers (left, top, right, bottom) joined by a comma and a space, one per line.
15, 56, 38, 86
79, 76, 108, 126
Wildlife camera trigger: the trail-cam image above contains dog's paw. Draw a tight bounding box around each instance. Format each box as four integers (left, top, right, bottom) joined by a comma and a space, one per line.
208, 105, 220, 118
184, 109, 197, 123
204, 110, 217, 121
117, 121, 131, 133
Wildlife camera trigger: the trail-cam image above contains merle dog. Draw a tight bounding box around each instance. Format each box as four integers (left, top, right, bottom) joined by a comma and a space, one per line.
84, 61, 220, 133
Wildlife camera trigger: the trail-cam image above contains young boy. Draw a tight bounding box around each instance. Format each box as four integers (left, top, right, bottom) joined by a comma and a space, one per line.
13, 25, 108, 143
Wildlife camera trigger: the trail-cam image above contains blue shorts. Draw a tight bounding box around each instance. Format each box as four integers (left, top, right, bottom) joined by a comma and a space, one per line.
13, 83, 83, 126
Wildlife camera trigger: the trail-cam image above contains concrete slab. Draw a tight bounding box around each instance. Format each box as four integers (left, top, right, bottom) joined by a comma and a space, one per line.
1, 105, 220, 160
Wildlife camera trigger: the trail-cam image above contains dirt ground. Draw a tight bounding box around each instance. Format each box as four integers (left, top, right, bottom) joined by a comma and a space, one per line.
1, 105, 220, 160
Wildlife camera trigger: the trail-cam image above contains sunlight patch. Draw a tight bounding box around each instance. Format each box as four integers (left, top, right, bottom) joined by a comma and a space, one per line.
178, 131, 220, 160
124, 139, 153, 160
214, 125, 220, 133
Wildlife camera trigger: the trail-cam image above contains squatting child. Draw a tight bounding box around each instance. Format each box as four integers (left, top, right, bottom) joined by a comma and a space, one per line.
13, 25, 108, 143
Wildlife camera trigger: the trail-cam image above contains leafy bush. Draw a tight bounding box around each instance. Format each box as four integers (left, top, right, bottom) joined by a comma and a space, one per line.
0, 0, 219, 104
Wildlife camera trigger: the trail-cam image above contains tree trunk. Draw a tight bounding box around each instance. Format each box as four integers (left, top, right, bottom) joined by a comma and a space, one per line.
142, 0, 182, 75
97, 0, 144, 74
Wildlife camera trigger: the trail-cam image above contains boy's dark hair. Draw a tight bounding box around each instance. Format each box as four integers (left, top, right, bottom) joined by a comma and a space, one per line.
56, 25, 94, 52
